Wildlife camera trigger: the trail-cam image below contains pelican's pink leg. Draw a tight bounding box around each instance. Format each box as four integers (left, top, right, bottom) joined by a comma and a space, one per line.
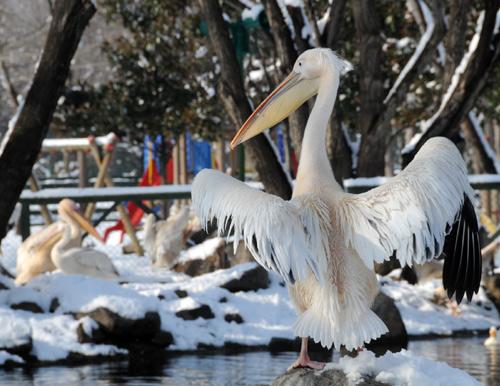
289, 337, 326, 370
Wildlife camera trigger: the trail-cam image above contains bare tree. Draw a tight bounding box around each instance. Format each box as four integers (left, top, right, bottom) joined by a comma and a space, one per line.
0, 0, 96, 240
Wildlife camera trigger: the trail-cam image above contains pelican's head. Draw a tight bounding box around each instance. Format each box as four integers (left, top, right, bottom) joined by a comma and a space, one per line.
490, 326, 497, 338
57, 198, 103, 242
230, 48, 352, 149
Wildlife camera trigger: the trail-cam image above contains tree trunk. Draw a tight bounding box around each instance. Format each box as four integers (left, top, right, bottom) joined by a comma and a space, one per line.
198, 0, 292, 199
262, 0, 308, 157
322, 0, 347, 49
0, 0, 95, 240
352, 0, 385, 177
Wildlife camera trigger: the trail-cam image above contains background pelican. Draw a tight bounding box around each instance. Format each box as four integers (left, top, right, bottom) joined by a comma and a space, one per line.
16, 199, 88, 284
192, 48, 481, 369
143, 205, 194, 268
50, 199, 118, 280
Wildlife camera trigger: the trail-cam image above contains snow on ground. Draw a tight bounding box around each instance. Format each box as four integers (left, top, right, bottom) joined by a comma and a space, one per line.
381, 276, 499, 336
331, 349, 481, 386
0, 228, 498, 366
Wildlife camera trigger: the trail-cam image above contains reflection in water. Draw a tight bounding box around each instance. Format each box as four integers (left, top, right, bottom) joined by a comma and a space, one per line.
0, 338, 496, 385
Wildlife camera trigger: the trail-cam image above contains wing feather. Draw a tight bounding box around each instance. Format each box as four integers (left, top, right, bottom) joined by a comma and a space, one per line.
338, 137, 481, 302
192, 169, 330, 284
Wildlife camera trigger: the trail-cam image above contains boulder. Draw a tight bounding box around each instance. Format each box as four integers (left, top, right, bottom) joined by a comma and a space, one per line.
175, 304, 215, 320
76, 307, 162, 343
367, 292, 408, 354
10, 302, 44, 314
174, 289, 188, 298
172, 240, 228, 276
220, 266, 269, 293
271, 367, 388, 386
224, 313, 244, 324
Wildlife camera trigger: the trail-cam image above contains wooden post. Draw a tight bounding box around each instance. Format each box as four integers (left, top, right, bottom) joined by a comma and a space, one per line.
28, 175, 53, 225
88, 139, 144, 256
84, 149, 113, 219
77, 150, 87, 188
172, 139, 180, 185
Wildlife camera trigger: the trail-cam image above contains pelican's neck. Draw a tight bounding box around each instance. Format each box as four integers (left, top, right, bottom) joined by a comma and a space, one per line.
294, 69, 341, 195
52, 223, 72, 265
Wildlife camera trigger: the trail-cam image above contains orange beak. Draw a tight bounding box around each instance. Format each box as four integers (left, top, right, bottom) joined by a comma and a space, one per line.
230, 71, 319, 149
69, 207, 104, 243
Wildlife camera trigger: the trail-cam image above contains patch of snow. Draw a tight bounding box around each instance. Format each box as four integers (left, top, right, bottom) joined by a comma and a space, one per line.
176, 237, 224, 265
242, 4, 263, 20
30, 313, 125, 361
341, 124, 361, 171
0, 308, 31, 349
381, 278, 499, 336
331, 349, 481, 386
0, 350, 24, 365
29, 274, 159, 319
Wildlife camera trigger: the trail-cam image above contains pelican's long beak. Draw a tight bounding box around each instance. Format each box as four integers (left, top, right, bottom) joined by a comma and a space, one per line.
68, 207, 104, 242
230, 72, 319, 149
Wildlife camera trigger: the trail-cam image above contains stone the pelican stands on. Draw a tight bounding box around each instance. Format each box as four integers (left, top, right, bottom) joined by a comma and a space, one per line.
192, 48, 482, 369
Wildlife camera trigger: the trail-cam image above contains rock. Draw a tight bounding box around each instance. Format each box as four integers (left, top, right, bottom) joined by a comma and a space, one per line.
49, 298, 60, 313
483, 273, 500, 312
76, 307, 162, 342
172, 240, 228, 276
174, 289, 188, 298
221, 266, 269, 293
224, 313, 244, 324
219, 297, 228, 303
271, 367, 388, 386
226, 242, 255, 265
175, 304, 215, 320
10, 301, 44, 314
367, 292, 408, 353
151, 330, 174, 346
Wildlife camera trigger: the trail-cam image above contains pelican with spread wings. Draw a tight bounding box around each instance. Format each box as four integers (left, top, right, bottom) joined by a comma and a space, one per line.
192, 48, 481, 369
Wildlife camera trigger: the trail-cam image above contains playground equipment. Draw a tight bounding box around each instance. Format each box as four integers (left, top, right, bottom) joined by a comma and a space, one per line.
29, 133, 144, 255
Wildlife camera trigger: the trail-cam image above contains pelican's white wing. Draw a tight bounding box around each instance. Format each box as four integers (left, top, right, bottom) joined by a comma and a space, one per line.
338, 137, 481, 302
192, 169, 330, 284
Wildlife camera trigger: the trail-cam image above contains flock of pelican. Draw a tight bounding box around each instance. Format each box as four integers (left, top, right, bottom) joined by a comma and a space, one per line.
15, 199, 195, 284
6, 47, 485, 370
16, 199, 118, 284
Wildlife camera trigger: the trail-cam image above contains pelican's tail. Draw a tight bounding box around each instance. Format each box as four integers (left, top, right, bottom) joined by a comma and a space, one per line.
293, 287, 388, 350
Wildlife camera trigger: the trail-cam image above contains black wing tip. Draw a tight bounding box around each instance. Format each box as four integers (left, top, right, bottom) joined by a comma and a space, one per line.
442, 195, 482, 304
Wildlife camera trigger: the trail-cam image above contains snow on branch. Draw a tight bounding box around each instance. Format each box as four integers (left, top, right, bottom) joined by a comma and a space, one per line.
341, 123, 361, 171
468, 110, 500, 174
402, 11, 485, 155
384, 0, 435, 104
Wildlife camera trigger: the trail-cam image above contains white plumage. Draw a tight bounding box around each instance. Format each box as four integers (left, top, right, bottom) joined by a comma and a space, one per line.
50, 199, 119, 280
143, 205, 192, 268
192, 48, 481, 368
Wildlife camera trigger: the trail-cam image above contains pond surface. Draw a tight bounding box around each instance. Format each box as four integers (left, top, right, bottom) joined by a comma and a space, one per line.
0, 337, 497, 385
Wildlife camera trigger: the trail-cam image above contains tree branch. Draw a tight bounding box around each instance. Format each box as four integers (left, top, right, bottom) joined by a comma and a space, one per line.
0, 0, 96, 240
402, 2, 500, 165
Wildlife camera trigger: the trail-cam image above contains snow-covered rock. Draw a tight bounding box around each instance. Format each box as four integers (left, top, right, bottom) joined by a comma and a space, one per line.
272, 350, 481, 386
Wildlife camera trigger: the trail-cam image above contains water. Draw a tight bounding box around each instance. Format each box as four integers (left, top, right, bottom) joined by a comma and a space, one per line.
0, 338, 497, 385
